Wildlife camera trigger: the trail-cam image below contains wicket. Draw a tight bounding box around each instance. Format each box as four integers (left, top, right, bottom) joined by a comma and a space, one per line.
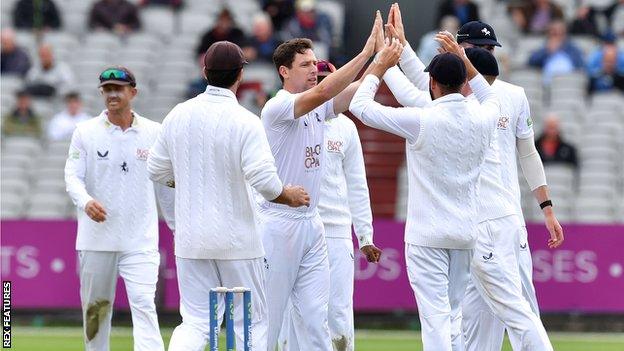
209, 287, 252, 351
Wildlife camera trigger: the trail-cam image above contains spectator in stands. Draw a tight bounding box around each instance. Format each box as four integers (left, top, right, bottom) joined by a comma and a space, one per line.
263, 0, 295, 31
140, 0, 183, 10
185, 56, 208, 99
437, 0, 479, 26
1, 90, 42, 138
509, 0, 564, 34
12, 0, 61, 31
1, 28, 31, 77
282, 0, 333, 52
195, 8, 248, 58
569, 5, 601, 37
536, 114, 579, 169
528, 20, 584, 84
417, 15, 460, 65
89, 0, 141, 34
47, 92, 91, 141
587, 34, 624, 93
246, 13, 282, 63
25, 43, 75, 97
605, 0, 624, 36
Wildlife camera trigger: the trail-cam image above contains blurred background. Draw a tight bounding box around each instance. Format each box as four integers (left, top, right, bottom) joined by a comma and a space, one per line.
1, 0, 623, 349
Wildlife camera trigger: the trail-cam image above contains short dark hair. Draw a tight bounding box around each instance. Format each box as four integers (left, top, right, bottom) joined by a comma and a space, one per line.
272, 38, 313, 83
205, 68, 242, 88
439, 84, 463, 96
65, 91, 81, 101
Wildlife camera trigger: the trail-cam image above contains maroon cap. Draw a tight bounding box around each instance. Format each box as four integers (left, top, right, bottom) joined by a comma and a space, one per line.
204, 41, 248, 71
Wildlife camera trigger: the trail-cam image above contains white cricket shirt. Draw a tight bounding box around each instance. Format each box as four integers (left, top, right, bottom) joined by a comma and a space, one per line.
147, 86, 283, 260
65, 111, 169, 252
319, 114, 373, 248
492, 80, 535, 224
260, 89, 336, 213
350, 74, 498, 249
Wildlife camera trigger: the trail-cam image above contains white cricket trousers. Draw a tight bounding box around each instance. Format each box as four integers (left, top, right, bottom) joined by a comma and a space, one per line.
463, 224, 542, 351
278, 237, 355, 351
168, 257, 267, 351
259, 208, 332, 351
78, 249, 163, 351
406, 244, 472, 351
462, 215, 552, 351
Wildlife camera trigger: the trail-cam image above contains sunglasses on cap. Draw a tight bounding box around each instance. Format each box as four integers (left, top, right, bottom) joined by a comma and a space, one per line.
99, 68, 135, 86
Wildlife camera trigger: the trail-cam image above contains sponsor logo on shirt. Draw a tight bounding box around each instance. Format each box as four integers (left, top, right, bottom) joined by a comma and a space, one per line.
69, 151, 80, 160
326, 139, 343, 153
305, 144, 321, 169
527, 117, 533, 127
97, 150, 109, 160
136, 148, 149, 161
497, 116, 509, 130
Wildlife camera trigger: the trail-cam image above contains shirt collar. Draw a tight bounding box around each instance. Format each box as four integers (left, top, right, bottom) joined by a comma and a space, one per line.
430, 93, 465, 106
203, 85, 238, 101
100, 110, 140, 133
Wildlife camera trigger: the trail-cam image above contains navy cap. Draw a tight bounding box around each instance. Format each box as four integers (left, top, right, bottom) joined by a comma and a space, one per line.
456, 21, 501, 47
424, 52, 467, 87
465, 47, 499, 77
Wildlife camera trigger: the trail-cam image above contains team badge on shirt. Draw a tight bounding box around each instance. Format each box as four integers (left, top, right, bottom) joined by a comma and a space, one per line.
304, 144, 322, 169
326, 139, 343, 154
136, 148, 149, 161
497, 116, 509, 130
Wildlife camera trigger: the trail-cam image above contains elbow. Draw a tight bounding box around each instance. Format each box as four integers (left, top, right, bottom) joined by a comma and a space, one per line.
315, 82, 333, 102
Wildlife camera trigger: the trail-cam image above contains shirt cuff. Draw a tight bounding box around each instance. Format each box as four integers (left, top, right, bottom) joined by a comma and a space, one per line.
357, 233, 374, 249
77, 194, 94, 211
401, 43, 414, 62
468, 74, 490, 101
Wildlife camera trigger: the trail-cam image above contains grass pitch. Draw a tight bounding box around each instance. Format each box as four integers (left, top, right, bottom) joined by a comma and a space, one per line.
9, 327, 624, 350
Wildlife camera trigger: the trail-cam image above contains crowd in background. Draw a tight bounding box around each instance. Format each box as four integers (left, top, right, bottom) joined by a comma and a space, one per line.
1, 0, 623, 218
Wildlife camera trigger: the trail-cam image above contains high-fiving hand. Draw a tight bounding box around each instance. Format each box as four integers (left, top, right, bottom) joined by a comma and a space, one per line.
363, 10, 384, 58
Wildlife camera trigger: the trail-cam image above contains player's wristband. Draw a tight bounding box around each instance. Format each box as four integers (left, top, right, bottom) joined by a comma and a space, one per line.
539, 200, 552, 210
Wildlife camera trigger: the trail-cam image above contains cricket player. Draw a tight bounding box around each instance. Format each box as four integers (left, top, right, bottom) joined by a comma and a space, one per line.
455, 20, 563, 350
147, 41, 310, 351
350, 36, 498, 350
383, 6, 562, 348
381, 28, 553, 348
64, 66, 175, 351
259, 12, 383, 350
278, 60, 381, 351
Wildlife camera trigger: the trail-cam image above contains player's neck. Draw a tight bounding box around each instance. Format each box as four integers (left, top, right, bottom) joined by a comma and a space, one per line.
107, 108, 134, 131
282, 81, 306, 94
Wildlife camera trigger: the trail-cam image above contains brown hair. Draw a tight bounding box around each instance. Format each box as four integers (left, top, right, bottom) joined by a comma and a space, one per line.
272, 38, 313, 82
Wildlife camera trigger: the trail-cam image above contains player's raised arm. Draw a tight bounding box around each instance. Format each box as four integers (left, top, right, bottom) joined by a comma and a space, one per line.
291, 11, 380, 118
387, 3, 429, 91
350, 39, 424, 144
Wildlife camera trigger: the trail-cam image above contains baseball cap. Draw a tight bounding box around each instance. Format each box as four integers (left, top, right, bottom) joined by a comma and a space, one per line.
424, 52, 467, 87
465, 47, 499, 77
456, 21, 501, 47
204, 41, 248, 71
98, 67, 136, 87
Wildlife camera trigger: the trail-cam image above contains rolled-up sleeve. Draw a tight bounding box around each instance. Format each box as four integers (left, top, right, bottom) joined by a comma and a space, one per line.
64, 128, 93, 210
241, 118, 283, 201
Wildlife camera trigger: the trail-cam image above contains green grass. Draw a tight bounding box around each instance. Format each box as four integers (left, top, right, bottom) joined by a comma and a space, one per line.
8, 327, 624, 350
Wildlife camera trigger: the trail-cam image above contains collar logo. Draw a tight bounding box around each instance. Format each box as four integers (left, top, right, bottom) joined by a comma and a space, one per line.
481, 28, 491, 36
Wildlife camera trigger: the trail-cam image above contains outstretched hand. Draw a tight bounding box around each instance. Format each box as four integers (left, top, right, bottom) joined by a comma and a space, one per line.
387, 3, 407, 45
363, 11, 383, 57
434, 31, 465, 58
